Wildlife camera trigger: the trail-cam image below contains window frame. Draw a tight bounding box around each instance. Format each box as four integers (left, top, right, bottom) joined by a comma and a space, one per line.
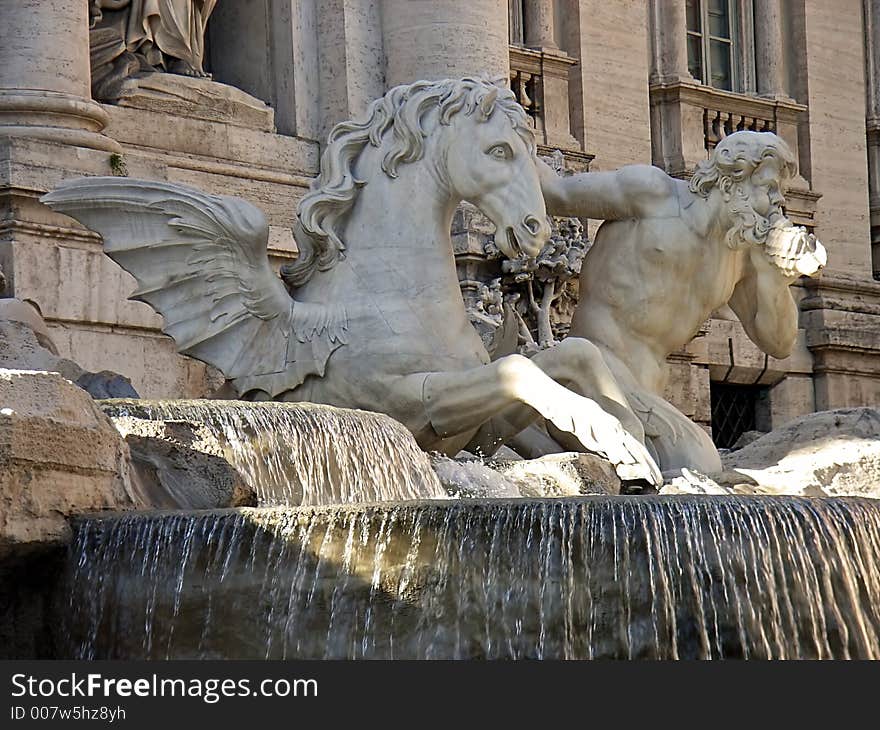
686, 0, 756, 94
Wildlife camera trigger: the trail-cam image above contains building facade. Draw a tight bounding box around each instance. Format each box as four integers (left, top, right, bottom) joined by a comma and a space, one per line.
0, 0, 878, 445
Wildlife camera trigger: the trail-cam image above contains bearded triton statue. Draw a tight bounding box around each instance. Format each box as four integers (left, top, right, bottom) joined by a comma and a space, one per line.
538, 130, 827, 473
89, 0, 216, 100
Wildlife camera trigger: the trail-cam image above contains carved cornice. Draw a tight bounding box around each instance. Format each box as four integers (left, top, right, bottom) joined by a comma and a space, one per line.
509, 46, 578, 78
801, 271, 880, 302
799, 273, 880, 367
649, 80, 807, 122
0, 219, 101, 245
537, 144, 593, 168
785, 187, 823, 203
806, 327, 880, 361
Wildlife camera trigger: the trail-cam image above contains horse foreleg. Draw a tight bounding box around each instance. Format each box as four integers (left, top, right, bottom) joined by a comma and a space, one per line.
529, 337, 646, 442
422, 354, 662, 485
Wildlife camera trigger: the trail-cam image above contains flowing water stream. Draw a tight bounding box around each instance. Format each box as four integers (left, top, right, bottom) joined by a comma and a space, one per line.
101, 399, 445, 506
61, 496, 880, 659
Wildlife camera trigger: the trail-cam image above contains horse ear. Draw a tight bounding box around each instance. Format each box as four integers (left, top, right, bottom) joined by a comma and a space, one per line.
479, 88, 498, 118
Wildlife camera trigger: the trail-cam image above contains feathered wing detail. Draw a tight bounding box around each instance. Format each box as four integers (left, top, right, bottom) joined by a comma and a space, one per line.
42, 177, 346, 396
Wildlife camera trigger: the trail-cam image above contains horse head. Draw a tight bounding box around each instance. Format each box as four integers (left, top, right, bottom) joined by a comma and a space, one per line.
284, 77, 550, 289
438, 82, 551, 258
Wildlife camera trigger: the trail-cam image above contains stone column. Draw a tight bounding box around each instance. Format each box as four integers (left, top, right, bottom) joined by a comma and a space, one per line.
866, 0, 880, 275
651, 0, 694, 83
381, 0, 510, 87
0, 0, 119, 152
754, 0, 787, 97
524, 0, 559, 50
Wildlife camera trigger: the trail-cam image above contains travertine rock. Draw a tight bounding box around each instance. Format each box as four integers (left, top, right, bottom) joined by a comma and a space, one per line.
0, 309, 138, 400
660, 469, 735, 496
495, 452, 622, 497
720, 408, 880, 497
729, 430, 768, 451
126, 435, 256, 510
0, 320, 81, 382
433, 451, 621, 498
0, 370, 136, 558
0, 299, 59, 354
112, 416, 256, 509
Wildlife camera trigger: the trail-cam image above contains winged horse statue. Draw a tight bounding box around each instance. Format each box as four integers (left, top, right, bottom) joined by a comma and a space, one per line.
43, 77, 661, 485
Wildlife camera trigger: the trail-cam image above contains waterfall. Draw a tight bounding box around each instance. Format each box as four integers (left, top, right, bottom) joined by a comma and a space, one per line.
101, 399, 446, 507
61, 496, 880, 659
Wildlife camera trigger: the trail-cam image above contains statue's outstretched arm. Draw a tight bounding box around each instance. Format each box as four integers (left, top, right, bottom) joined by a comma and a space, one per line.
537, 159, 677, 221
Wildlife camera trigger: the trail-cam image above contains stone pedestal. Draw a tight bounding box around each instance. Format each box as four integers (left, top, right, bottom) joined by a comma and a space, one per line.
0, 0, 118, 153
107, 74, 276, 132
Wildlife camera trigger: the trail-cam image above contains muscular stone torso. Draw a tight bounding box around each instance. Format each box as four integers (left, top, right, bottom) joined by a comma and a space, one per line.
569, 192, 743, 393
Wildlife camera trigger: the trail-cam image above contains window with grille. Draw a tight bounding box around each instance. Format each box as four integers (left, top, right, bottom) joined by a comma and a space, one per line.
686, 0, 737, 91
710, 382, 767, 449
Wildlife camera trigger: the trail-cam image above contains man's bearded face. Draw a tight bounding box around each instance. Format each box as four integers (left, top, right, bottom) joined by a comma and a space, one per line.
722, 157, 788, 250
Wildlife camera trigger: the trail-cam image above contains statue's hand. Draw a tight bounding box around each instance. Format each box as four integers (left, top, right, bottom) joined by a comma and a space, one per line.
762, 224, 827, 278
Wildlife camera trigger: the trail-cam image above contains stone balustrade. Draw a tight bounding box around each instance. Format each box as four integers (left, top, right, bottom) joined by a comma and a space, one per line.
703, 108, 774, 150
509, 44, 580, 151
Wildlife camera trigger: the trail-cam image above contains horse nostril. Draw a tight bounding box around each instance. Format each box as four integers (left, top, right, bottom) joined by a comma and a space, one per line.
523, 215, 541, 236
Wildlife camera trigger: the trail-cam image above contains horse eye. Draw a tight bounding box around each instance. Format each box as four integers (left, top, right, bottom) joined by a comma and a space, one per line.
487, 144, 513, 161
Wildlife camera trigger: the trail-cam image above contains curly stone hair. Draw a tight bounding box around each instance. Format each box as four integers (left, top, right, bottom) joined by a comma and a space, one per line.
689, 130, 797, 198
689, 131, 798, 249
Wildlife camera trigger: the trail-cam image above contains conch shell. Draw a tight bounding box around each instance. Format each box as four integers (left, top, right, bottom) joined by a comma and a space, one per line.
762, 224, 827, 278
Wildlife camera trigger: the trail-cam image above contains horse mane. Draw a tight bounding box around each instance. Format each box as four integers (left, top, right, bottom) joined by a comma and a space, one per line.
281, 77, 534, 289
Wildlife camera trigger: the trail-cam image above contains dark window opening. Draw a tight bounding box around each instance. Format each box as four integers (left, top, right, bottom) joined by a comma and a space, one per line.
710, 382, 766, 449
686, 0, 736, 92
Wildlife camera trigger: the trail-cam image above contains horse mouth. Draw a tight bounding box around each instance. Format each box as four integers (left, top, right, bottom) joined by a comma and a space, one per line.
507, 225, 544, 258
506, 227, 522, 257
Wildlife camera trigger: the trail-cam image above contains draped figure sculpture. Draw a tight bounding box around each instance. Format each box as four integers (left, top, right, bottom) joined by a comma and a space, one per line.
43, 77, 662, 486
89, 0, 217, 100
539, 131, 826, 473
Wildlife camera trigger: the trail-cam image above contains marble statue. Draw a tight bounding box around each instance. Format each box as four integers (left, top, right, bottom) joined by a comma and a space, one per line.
539, 130, 827, 473
43, 77, 662, 486
89, 0, 216, 100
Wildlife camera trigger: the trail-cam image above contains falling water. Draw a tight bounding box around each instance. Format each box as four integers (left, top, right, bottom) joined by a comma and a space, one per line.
100, 399, 445, 506
61, 496, 880, 659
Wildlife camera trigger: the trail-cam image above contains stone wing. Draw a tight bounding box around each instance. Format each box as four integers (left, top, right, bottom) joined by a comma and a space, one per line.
42, 177, 343, 396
